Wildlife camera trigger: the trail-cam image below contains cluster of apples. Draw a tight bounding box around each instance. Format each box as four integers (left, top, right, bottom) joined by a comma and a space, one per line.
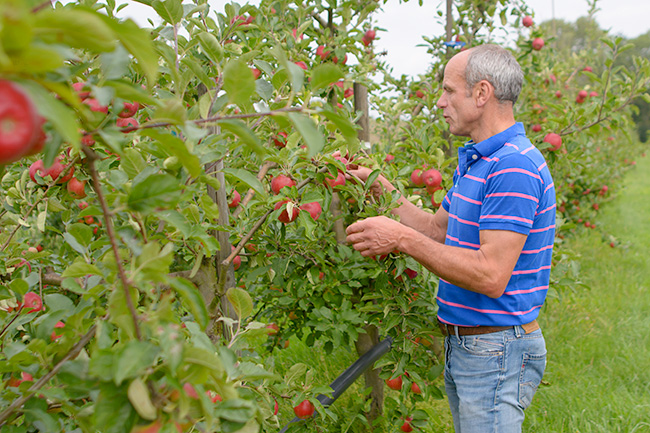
384, 374, 424, 432
410, 167, 443, 207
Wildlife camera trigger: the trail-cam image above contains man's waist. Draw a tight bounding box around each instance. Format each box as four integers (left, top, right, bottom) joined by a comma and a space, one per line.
438, 319, 540, 336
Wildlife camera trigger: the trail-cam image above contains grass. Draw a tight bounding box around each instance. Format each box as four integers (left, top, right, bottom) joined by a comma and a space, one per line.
272, 153, 650, 432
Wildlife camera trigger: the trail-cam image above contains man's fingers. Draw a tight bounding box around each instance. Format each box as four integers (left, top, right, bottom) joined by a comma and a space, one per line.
345, 220, 365, 235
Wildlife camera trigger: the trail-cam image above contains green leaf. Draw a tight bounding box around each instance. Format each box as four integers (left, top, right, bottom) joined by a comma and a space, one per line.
12, 45, 63, 74
320, 109, 359, 144
217, 119, 267, 156
68, 222, 93, 247
310, 64, 344, 91
113, 341, 160, 386
94, 382, 138, 433
121, 148, 147, 179
226, 287, 253, 320
286, 62, 306, 93
221, 167, 265, 196
151, 98, 187, 125
288, 113, 325, 158
158, 210, 191, 238
34, 8, 117, 52
100, 44, 130, 80
20, 81, 81, 147
105, 80, 160, 107
169, 277, 209, 330
152, 0, 183, 25
181, 56, 213, 88
197, 31, 223, 63
223, 58, 255, 109
255, 80, 274, 101
142, 129, 201, 177
127, 378, 157, 421
127, 174, 182, 213
37, 210, 47, 232
62, 261, 102, 278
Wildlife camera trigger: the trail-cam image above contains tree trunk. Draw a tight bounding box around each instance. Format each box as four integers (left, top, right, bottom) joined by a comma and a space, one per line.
354, 324, 384, 425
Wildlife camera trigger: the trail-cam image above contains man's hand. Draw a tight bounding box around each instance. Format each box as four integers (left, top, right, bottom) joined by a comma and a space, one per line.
345, 216, 405, 257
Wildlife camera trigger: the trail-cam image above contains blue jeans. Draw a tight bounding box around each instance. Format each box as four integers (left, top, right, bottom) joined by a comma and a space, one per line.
443, 326, 546, 433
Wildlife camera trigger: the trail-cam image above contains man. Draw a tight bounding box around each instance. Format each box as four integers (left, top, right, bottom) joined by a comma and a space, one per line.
345, 44, 555, 432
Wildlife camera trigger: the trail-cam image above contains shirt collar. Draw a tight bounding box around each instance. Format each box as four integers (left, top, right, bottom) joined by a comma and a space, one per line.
457, 122, 526, 176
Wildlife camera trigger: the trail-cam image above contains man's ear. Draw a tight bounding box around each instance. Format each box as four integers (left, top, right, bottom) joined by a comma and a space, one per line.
474, 80, 493, 107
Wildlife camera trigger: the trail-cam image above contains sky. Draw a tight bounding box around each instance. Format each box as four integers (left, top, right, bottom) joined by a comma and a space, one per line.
112, 0, 650, 79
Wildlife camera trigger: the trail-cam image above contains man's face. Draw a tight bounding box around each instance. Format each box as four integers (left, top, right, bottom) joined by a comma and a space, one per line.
436, 54, 479, 138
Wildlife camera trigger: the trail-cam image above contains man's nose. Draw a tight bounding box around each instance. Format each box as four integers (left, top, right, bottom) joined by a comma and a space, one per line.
436, 93, 446, 109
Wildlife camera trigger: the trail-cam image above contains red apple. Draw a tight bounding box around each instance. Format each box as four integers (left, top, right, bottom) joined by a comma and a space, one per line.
44, 157, 74, 184
362, 29, 376, 46
532, 37, 544, 51
415, 90, 425, 99
583, 66, 593, 73
273, 131, 288, 148
229, 190, 241, 208
67, 177, 87, 199
293, 399, 315, 419
532, 124, 542, 132
183, 383, 199, 399
271, 174, 295, 195
344, 88, 354, 98
404, 268, 418, 279
555, 91, 562, 98
0, 80, 42, 164
23, 292, 42, 313
422, 168, 442, 189
384, 154, 394, 163
29, 159, 46, 183
411, 382, 422, 394
324, 171, 346, 189
300, 202, 322, 220
118, 102, 140, 118
332, 54, 347, 65
522, 16, 534, 27
116, 117, 139, 130
266, 323, 279, 335
51, 321, 65, 341
231, 246, 241, 270
72, 82, 91, 100
294, 61, 308, 70
82, 98, 108, 114
386, 375, 403, 391
410, 169, 424, 186
274, 200, 299, 223
316, 45, 331, 60
400, 420, 414, 432
543, 133, 562, 151
251, 68, 261, 80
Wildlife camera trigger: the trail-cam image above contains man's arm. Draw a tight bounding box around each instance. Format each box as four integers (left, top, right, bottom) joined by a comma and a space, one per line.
345, 216, 526, 298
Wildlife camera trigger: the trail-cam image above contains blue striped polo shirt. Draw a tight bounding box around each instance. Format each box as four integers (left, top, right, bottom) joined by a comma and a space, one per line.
438, 122, 556, 327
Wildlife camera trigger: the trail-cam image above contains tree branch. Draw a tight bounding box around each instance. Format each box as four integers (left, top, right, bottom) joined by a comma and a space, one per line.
83, 147, 142, 341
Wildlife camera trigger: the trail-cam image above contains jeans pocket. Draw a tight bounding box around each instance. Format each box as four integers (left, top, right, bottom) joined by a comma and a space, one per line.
518, 352, 546, 409
461, 335, 504, 356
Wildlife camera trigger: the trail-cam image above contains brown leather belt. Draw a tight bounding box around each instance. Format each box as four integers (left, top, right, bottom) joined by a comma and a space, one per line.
438, 319, 539, 336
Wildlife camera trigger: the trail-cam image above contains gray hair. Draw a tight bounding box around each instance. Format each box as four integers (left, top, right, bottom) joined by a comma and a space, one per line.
465, 44, 523, 104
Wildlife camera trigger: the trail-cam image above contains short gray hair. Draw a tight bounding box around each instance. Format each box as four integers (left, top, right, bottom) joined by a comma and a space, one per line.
465, 44, 523, 104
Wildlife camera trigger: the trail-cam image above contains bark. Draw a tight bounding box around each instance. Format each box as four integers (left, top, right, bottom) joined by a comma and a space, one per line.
354, 324, 384, 425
